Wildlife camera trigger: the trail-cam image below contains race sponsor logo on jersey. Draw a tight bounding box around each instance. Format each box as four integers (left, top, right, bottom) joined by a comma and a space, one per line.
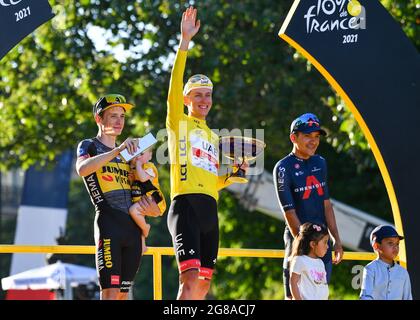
86, 174, 104, 205
111, 275, 120, 285
101, 175, 113, 182
311, 166, 322, 172
121, 281, 132, 291
97, 240, 104, 272
97, 163, 130, 192
177, 120, 189, 182
294, 175, 325, 199
103, 238, 113, 268
179, 135, 188, 181
276, 166, 286, 192
294, 163, 300, 169
174, 233, 185, 257
189, 131, 219, 175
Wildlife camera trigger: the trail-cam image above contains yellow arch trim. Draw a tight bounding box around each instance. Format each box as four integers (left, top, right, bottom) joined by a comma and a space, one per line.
278, 32, 406, 267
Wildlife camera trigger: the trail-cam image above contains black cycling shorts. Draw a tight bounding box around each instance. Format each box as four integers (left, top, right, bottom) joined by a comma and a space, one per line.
167, 194, 218, 280
94, 207, 142, 292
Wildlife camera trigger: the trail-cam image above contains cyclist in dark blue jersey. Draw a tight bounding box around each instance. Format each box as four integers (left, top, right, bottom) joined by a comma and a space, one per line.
273, 113, 343, 300
76, 94, 161, 300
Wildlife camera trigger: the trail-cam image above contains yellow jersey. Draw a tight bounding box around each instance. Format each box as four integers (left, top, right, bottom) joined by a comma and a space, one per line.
166, 50, 232, 201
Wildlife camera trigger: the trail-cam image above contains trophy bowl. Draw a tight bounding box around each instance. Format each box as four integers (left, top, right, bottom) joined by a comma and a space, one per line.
219, 136, 266, 184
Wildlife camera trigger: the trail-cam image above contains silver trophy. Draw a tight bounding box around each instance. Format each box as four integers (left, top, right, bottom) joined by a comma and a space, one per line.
219, 136, 266, 184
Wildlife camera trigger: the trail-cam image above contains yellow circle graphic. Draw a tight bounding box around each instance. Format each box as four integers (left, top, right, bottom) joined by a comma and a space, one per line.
348, 0, 362, 17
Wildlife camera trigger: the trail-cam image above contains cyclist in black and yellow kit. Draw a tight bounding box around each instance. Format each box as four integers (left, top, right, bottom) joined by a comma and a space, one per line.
76, 94, 161, 300
166, 7, 249, 300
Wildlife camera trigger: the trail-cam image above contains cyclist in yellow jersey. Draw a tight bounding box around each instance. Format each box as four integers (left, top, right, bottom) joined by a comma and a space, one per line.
166, 6, 249, 300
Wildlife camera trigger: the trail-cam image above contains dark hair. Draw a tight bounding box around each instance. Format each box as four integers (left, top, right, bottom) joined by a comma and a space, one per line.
290, 222, 329, 257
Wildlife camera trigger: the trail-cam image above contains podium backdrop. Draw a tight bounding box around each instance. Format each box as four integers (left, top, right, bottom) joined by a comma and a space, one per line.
0, 0, 54, 60
279, 0, 420, 298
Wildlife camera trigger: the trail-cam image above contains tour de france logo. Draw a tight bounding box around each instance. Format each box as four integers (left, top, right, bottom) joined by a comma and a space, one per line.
304, 0, 366, 44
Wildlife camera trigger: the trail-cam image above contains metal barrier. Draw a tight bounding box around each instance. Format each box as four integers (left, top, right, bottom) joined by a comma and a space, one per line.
0, 245, 376, 300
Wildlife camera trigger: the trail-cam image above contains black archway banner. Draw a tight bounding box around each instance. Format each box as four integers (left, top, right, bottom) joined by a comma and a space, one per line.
0, 0, 54, 60
279, 0, 420, 298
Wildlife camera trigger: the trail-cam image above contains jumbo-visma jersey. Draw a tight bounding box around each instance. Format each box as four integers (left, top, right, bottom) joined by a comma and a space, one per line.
77, 138, 132, 214
166, 50, 231, 201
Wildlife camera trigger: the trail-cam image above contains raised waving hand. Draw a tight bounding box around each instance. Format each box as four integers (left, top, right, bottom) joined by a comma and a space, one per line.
180, 6, 200, 50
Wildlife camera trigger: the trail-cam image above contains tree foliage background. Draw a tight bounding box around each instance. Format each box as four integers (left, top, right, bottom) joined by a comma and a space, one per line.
0, 0, 418, 299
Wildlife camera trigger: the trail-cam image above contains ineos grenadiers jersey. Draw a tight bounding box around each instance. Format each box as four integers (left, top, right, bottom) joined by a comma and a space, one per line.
273, 153, 329, 225
77, 138, 132, 214
166, 50, 232, 201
